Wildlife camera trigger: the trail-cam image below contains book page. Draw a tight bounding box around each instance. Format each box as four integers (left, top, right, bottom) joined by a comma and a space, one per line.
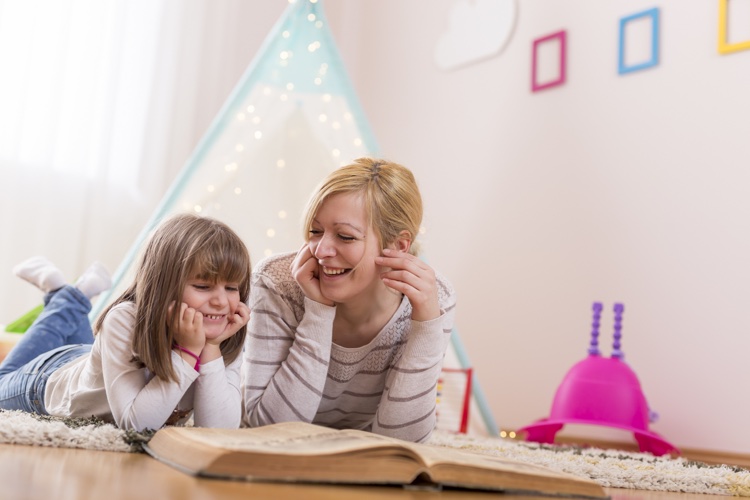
170, 422, 421, 459
407, 442, 588, 480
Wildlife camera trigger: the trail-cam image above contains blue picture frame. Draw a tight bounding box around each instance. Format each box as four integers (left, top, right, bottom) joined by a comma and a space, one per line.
618, 7, 660, 75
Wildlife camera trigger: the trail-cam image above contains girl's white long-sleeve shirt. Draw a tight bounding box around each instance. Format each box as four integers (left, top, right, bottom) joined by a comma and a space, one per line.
241, 252, 457, 443
44, 302, 242, 431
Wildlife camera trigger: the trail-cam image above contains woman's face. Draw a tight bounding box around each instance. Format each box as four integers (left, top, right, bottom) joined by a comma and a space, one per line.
307, 192, 383, 305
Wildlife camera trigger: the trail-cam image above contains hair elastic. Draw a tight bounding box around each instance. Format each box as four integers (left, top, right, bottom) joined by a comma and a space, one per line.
173, 344, 200, 371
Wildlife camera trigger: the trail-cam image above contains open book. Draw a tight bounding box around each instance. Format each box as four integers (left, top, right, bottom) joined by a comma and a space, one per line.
144, 422, 607, 498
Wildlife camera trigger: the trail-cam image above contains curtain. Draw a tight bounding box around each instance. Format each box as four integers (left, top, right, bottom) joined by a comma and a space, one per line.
0, 0, 272, 323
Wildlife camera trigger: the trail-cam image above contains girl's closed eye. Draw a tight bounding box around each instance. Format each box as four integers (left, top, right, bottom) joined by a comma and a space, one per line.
338, 234, 356, 242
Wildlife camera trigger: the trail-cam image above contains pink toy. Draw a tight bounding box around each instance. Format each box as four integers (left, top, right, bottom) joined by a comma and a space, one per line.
519, 302, 679, 456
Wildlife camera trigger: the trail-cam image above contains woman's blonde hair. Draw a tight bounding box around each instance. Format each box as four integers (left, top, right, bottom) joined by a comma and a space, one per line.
94, 213, 251, 382
302, 157, 423, 255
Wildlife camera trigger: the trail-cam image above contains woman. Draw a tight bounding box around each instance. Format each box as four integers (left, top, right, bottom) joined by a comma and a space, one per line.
242, 158, 456, 442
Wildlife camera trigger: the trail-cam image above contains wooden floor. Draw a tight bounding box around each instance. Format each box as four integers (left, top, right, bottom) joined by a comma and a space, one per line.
0, 443, 732, 500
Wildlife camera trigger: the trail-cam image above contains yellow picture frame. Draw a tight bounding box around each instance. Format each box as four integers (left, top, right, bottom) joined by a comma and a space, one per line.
718, 0, 750, 54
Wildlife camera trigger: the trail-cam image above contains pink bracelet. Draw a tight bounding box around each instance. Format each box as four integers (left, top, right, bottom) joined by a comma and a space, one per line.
173, 344, 200, 371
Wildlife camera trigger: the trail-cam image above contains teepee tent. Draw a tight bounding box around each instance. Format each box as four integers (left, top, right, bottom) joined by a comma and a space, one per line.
93, 0, 376, 313
92, 0, 498, 436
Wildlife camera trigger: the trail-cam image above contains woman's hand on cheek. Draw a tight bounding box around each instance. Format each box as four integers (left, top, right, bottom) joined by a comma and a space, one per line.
291, 243, 335, 306
168, 301, 207, 355
375, 249, 440, 322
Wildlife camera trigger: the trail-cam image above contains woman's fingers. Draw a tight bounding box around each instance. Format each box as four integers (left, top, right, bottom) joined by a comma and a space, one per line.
376, 249, 440, 321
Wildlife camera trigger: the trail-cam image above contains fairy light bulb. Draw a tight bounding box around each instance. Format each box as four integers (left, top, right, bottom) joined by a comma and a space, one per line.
266, 228, 276, 238
278, 210, 287, 219
276, 159, 286, 169
207, 185, 215, 193
234, 187, 242, 195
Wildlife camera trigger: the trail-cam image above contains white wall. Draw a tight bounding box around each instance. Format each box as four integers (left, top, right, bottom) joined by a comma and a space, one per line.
325, 0, 750, 454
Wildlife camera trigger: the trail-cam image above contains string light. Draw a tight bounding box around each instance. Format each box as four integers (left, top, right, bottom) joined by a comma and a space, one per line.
168, 0, 376, 272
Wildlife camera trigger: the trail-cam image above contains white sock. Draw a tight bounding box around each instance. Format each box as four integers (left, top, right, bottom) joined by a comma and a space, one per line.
13, 256, 67, 294
74, 261, 112, 299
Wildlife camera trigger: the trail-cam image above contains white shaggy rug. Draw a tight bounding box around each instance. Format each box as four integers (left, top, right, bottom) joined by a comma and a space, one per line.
0, 410, 747, 496
428, 432, 750, 497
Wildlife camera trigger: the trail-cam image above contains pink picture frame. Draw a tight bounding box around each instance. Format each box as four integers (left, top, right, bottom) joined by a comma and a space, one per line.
531, 30, 567, 92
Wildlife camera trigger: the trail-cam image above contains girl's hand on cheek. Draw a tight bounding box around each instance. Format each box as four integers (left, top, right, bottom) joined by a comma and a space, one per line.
291, 243, 334, 306
207, 302, 250, 346
375, 249, 440, 322
168, 301, 207, 354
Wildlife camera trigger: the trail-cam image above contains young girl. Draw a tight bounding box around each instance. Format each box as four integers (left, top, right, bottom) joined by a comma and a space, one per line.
0, 213, 251, 431
242, 158, 456, 443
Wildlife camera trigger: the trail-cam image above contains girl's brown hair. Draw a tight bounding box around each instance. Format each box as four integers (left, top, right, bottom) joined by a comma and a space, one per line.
94, 213, 251, 382
302, 157, 424, 255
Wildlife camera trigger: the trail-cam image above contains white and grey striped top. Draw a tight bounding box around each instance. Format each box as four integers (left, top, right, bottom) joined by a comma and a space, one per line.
241, 252, 456, 443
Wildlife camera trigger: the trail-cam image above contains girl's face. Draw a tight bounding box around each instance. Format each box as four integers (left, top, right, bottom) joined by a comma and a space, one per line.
181, 278, 242, 339
307, 192, 383, 305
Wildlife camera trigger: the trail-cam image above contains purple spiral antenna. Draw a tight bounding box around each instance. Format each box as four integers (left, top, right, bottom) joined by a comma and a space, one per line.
611, 303, 624, 360
588, 302, 603, 356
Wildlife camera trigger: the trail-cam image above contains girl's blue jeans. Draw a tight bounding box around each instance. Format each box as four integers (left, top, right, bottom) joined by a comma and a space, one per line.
0, 285, 93, 413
